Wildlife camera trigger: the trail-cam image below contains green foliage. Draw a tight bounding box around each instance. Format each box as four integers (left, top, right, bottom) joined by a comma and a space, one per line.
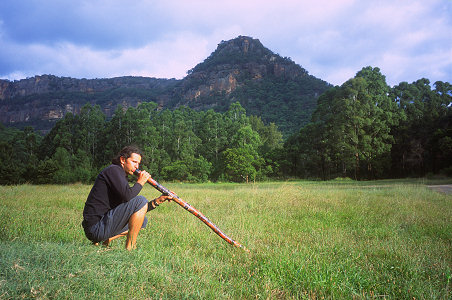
222, 147, 257, 182
161, 157, 212, 182
289, 67, 396, 179
390, 79, 452, 177
35, 159, 58, 184
1, 67, 450, 183
189, 156, 213, 182
230, 76, 329, 136
73, 149, 93, 183
0, 125, 42, 184
0, 102, 282, 184
161, 160, 190, 181
52, 147, 72, 184
283, 67, 450, 180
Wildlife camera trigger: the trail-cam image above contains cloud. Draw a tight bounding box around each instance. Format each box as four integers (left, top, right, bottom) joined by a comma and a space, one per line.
281, 0, 452, 86
0, 32, 212, 80
0, 0, 450, 86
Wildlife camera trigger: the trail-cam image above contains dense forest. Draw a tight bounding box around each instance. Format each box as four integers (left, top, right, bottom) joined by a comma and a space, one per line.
283, 67, 452, 180
0, 101, 283, 184
1, 67, 451, 184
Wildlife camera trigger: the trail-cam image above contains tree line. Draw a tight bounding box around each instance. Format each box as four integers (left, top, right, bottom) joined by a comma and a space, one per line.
0, 66, 450, 184
281, 67, 451, 180
0, 101, 283, 184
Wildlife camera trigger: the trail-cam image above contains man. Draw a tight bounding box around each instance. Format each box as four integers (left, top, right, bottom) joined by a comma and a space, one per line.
82, 145, 172, 250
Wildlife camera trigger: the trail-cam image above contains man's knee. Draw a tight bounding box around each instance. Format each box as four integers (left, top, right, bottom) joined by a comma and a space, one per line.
140, 201, 148, 213
131, 195, 148, 212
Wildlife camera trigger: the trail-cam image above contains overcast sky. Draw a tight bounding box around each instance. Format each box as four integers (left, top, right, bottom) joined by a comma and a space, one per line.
0, 0, 451, 87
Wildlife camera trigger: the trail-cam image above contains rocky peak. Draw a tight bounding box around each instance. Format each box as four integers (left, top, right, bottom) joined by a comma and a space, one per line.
189, 36, 290, 73
215, 36, 269, 57
180, 36, 309, 104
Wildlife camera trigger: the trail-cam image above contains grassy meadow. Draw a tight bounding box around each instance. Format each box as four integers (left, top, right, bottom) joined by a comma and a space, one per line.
0, 179, 451, 299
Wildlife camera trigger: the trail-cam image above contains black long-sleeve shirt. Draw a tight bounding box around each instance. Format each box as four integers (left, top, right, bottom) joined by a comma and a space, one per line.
82, 164, 142, 229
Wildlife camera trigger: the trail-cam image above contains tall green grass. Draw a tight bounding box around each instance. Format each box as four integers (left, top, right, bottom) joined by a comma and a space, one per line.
0, 181, 450, 299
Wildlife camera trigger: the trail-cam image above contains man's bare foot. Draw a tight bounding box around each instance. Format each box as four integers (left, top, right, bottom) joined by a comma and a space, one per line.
125, 244, 136, 251
92, 240, 110, 247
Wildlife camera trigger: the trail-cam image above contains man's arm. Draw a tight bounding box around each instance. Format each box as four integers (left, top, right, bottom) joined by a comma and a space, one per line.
107, 165, 143, 202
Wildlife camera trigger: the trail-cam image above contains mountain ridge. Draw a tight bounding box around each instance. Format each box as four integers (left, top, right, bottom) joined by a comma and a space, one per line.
0, 36, 331, 135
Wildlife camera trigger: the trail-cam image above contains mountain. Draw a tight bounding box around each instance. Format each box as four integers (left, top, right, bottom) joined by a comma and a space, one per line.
0, 75, 178, 133
172, 36, 331, 134
0, 36, 331, 136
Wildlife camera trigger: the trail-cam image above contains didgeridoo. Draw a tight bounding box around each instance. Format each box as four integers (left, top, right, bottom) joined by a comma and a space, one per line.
135, 170, 248, 252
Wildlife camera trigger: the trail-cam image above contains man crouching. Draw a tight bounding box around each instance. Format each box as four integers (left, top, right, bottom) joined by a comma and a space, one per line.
82, 145, 172, 250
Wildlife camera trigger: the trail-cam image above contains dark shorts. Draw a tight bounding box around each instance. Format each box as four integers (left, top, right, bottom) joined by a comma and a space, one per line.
83, 196, 148, 243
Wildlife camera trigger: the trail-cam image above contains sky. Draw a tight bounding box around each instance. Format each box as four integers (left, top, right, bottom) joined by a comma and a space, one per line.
0, 0, 451, 87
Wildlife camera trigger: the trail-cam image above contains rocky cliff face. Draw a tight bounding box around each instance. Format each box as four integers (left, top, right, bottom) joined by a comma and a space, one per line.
0, 75, 178, 131
0, 36, 331, 135
0, 75, 175, 99
178, 36, 310, 106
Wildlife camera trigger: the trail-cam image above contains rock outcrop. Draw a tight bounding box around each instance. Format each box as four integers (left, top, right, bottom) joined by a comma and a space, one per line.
0, 75, 177, 131
0, 36, 331, 135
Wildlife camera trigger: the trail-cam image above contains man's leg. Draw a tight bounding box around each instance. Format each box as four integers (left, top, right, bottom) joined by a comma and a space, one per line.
125, 202, 148, 250
101, 231, 128, 246
85, 196, 149, 247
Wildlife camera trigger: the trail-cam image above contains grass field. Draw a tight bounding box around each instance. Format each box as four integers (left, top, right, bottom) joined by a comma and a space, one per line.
0, 179, 451, 299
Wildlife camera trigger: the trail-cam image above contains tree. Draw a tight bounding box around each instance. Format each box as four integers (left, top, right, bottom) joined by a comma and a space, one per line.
230, 125, 262, 153
296, 67, 397, 180
73, 149, 93, 183
167, 107, 201, 161
102, 105, 128, 160
197, 109, 228, 164
390, 79, 452, 176
52, 147, 72, 184
161, 160, 190, 181
74, 103, 105, 168
249, 115, 283, 154
0, 125, 37, 184
189, 156, 212, 182
309, 87, 345, 179
224, 102, 249, 140
38, 113, 76, 160
222, 147, 257, 182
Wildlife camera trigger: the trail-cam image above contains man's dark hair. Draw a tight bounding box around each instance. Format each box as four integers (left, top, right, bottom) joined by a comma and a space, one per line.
112, 145, 143, 165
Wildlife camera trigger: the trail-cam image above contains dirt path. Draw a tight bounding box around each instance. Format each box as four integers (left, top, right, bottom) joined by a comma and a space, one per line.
427, 185, 452, 194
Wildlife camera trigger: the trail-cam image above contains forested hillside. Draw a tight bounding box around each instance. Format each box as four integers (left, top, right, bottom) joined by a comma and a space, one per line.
0, 36, 450, 184
1, 66, 450, 184
0, 36, 330, 137
173, 36, 331, 135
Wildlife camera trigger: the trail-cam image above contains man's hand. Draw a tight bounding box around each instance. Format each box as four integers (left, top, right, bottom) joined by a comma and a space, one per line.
136, 170, 151, 186
155, 194, 174, 205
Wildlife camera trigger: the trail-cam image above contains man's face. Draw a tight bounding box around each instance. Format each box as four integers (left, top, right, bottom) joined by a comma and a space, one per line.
121, 153, 142, 175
